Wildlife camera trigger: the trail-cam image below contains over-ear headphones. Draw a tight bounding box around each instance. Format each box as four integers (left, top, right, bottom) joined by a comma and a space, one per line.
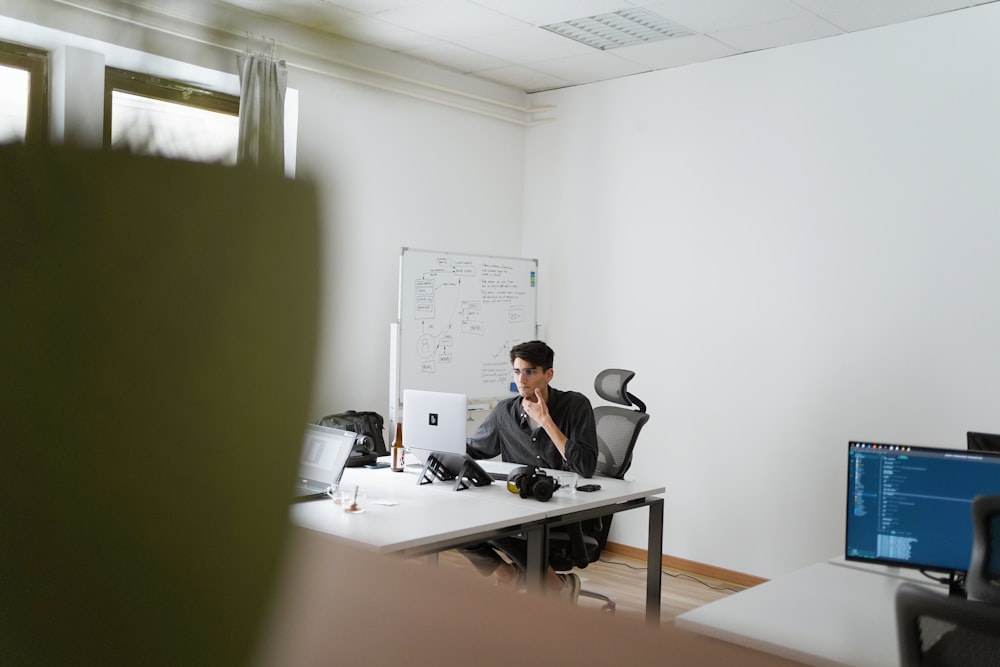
506, 465, 559, 502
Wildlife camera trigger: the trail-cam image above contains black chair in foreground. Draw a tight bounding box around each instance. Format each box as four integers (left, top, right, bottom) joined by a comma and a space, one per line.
895, 494, 1000, 665
895, 583, 1000, 666
967, 494, 1000, 605
548, 368, 651, 612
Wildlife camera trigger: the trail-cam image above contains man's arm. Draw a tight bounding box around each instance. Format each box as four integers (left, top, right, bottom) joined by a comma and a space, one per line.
560, 394, 598, 477
466, 406, 502, 460
524, 389, 598, 477
523, 388, 568, 456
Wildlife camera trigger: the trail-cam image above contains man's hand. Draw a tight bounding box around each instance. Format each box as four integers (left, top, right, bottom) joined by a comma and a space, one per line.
523, 388, 568, 460
522, 388, 550, 424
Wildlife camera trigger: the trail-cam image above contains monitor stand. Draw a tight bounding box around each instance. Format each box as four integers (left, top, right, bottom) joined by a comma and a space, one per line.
947, 571, 967, 598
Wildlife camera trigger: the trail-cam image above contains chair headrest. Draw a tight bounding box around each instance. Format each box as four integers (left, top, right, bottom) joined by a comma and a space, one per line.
594, 368, 637, 407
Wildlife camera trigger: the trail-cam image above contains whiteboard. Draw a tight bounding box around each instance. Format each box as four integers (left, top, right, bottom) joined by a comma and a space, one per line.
394, 248, 538, 406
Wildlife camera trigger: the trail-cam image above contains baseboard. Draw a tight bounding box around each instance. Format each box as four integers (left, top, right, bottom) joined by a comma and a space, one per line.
603, 542, 768, 589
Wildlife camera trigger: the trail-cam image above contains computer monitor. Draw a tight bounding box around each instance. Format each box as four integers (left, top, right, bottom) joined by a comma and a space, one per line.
967, 431, 1000, 453
845, 441, 1000, 589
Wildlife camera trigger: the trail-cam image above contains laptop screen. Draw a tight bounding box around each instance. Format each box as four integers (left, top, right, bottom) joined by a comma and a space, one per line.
403, 389, 468, 455
298, 424, 355, 485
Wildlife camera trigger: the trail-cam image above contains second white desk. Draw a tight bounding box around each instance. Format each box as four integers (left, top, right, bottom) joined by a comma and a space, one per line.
676, 559, 945, 667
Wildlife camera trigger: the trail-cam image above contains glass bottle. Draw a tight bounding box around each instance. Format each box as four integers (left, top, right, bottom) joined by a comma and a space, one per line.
390, 422, 405, 472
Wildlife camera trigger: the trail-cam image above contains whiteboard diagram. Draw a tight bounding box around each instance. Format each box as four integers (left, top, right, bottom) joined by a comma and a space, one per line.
394, 248, 538, 406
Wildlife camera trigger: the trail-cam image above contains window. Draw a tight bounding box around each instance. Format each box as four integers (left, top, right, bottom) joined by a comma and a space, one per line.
0, 40, 48, 144
104, 67, 239, 164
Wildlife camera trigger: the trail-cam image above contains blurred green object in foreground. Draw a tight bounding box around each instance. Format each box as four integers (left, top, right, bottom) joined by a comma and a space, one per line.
0, 144, 320, 667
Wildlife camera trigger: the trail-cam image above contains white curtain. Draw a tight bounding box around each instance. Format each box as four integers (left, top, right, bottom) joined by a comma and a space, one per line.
237, 51, 287, 171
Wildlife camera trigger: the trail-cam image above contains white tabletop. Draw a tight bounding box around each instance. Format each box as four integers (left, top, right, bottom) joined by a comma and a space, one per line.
676, 560, 945, 667
290, 461, 665, 555
473, 459, 666, 515
290, 465, 548, 554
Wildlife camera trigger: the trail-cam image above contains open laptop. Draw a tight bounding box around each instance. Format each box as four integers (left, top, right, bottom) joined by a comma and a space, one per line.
403, 389, 468, 456
293, 423, 356, 501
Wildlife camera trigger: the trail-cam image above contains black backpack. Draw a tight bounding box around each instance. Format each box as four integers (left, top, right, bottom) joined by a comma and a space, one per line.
315, 410, 389, 467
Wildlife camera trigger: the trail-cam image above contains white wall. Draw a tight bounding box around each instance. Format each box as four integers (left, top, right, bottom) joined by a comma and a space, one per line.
524, 4, 1000, 578
292, 66, 526, 419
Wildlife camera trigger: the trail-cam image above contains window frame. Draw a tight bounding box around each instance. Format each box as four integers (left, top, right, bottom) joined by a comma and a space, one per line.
103, 67, 239, 153
0, 39, 49, 143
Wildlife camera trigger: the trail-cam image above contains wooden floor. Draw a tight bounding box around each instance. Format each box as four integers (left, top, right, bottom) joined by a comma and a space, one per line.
435, 548, 746, 624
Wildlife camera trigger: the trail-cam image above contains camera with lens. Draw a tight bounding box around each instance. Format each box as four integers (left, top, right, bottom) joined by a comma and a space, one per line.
506, 465, 559, 502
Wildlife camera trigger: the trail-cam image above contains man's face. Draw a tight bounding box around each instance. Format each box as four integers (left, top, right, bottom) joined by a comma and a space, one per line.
512, 357, 553, 400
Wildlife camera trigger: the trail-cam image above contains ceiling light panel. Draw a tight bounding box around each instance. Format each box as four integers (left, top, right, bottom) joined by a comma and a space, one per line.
541, 8, 693, 50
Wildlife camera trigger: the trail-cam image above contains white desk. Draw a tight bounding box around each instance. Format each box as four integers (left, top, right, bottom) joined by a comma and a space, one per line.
291, 466, 552, 555
290, 462, 666, 621
676, 559, 945, 667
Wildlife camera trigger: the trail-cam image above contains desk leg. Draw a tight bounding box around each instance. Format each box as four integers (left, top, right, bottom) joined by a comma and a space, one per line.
523, 524, 548, 593
646, 497, 663, 625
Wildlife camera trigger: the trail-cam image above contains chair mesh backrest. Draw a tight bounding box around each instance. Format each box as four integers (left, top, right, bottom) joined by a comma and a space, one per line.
594, 406, 649, 479
897, 582, 1000, 667
914, 614, 1000, 666
595, 369, 634, 406
968, 495, 1000, 604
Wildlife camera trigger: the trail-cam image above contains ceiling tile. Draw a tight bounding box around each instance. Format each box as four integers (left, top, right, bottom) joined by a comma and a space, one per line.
333, 14, 441, 51
320, 0, 428, 14
476, 64, 572, 92
456, 25, 594, 64
614, 33, 739, 69
402, 41, 510, 73
637, 0, 814, 33
792, 0, 973, 31
709, 15, 843, 53
469, 0, 633, 26
529, 51, 653, 85
374, 0, 527, 40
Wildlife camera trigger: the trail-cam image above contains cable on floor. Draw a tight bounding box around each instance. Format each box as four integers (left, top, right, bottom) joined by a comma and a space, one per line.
598, 557, 743, 594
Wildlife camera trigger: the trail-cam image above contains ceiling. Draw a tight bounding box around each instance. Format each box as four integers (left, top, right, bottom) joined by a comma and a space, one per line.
210, 0, 997, 93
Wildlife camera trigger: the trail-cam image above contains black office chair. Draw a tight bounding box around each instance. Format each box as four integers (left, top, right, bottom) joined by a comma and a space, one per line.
895, 494, 1000, 665
548, 368, 650, 612
592, 368, 650, 478
967, 494, 1000, 605
896, 583, 1000, 666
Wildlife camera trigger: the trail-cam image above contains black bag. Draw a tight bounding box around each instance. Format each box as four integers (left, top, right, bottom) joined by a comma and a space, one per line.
316, 410, 389, 467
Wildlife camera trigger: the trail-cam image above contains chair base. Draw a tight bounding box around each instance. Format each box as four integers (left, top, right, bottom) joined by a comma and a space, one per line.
579, 587, 616, 613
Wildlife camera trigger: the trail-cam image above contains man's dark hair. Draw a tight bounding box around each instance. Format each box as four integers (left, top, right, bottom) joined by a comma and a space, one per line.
510, 340, 554, 370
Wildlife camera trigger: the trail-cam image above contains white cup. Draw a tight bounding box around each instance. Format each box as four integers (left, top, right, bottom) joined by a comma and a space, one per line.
557, 472, 578, 494
338, 484, 366, 513
325, 482, 340, 502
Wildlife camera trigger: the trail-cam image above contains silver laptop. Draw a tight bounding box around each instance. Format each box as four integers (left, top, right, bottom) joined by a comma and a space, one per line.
293, 424, 356, 501
403, 389, 468, 456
